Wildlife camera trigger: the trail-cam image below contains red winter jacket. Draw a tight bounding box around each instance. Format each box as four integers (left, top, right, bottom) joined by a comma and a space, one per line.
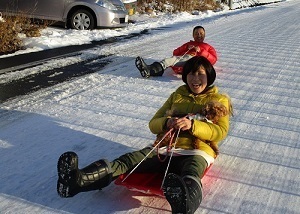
173, 40, 217, 65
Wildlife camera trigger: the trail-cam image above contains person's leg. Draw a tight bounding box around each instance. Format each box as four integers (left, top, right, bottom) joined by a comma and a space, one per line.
163, 155, 207, 214
180, 155, 207, 178
172, 54, 194, 67
57, 151, 112, 198
160, 56, 180, 68
138, 55, 189, 71
135, 57, 164, 77
181, 155, 207, 213
57, 147, 157, 198
110, 147, 157, 179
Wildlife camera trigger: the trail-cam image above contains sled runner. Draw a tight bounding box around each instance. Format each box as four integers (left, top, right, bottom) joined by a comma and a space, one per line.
114, 164, 213, 197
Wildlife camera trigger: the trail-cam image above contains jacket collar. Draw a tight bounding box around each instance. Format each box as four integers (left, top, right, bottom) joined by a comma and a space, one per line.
177, 85, 218, 97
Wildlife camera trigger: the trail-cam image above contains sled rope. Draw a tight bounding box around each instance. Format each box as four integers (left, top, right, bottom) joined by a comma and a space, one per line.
157, 128, 178, 162
121, 128, 175, 183
172, 45, 195, 66
161, 128, 181, 189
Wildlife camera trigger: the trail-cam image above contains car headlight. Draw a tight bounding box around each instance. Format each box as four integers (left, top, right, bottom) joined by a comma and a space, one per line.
96, 0, 119, 11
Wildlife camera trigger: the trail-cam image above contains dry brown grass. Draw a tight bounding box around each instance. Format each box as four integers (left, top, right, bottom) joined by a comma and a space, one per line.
137, 0, 221, 14
195, 0, 222, 11
0, 14, 48, 55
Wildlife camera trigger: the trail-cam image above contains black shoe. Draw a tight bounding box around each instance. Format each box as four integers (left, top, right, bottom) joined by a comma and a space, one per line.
135, 56, 150, 78
57, 152, 112, 198
163, 173, 188, 213
57, 151, 79, 198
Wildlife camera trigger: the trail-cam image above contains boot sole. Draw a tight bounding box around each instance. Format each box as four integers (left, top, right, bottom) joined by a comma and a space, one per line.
163, 173, 188, 214
57, 152, 78, 198
135, 56, 150, 78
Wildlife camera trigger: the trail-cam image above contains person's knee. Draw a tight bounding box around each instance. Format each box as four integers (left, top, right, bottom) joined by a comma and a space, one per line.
181, 156, 207, 178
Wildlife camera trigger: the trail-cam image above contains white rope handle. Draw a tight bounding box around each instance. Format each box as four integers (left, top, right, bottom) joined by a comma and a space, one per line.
160, 128, 181, 189
171, 46, 195, 66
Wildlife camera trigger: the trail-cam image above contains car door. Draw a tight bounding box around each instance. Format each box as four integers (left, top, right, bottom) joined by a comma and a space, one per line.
0, 0, 18, 14
18, 0, 66, 21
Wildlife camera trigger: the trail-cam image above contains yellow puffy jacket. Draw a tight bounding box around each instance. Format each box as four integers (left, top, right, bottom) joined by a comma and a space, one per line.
149, 85, 231, 158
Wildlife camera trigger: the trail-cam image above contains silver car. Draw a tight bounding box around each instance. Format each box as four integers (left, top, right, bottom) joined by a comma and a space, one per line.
0, 0, 129, 30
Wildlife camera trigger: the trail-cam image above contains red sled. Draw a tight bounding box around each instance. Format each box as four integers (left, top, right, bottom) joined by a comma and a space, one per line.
114, 164, 213, 197
171, 66, 183, 74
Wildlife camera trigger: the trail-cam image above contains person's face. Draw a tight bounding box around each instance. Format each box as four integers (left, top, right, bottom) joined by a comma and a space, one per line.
186, 65, 208, 94
193, 28, 205, 43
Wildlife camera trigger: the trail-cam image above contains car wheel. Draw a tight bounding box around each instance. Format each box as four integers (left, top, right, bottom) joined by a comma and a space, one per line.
69, 9, 95, 30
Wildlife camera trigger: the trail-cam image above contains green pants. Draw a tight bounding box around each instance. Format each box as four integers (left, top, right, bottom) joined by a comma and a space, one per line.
110, 147, 208, 180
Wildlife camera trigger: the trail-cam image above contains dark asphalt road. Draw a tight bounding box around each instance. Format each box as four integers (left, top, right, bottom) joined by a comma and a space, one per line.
0, 29, 150, 103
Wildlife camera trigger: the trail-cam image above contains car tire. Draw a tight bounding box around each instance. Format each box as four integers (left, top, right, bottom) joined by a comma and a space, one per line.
69, 9, 95, 30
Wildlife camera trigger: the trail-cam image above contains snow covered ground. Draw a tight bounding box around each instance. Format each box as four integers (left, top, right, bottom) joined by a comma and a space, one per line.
0, 0, 299, 213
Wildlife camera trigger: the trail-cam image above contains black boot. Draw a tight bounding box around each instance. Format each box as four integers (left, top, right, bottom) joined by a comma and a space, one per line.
135, 56, 164, 78
149, 62, 164, 76
57, 151, 112, 198
163, 173, 202, 214
183, 175, 203, 213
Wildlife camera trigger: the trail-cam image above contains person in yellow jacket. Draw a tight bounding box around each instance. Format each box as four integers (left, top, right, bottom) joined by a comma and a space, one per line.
57, 56, 232, 214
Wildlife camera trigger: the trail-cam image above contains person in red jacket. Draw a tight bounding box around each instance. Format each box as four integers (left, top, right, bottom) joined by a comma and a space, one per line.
135, 26, 218, 78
